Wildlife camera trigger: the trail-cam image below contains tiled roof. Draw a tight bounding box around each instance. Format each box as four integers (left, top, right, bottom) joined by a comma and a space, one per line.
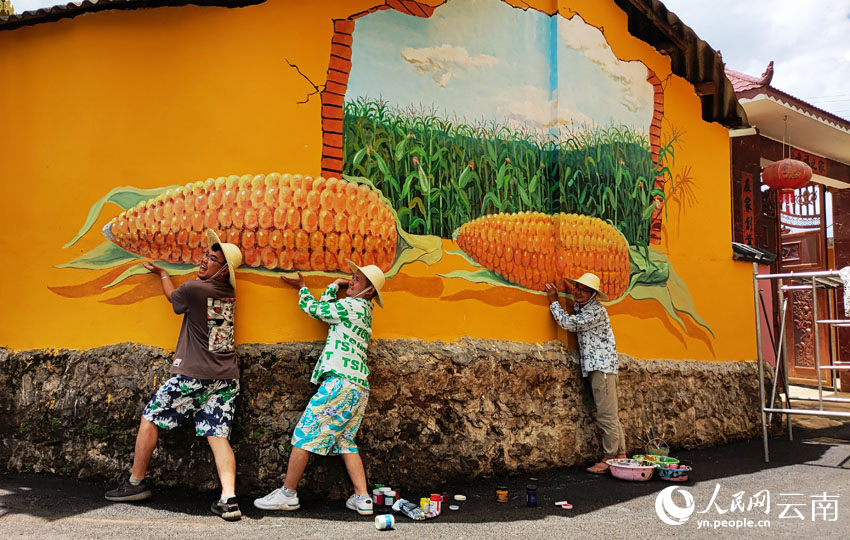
726, 63, 850, 131
725, 61, 773, 93
0, 0, 260, 30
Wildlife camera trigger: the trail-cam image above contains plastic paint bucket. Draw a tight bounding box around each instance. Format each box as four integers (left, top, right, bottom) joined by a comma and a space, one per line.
372, 488, 384, 506
420, 497, 431, 511
430, 493, 441, 515
384, 490, 396, 506
375, 514, 395, 530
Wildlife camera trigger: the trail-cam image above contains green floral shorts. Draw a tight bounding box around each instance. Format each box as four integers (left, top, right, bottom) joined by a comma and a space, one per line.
143, 375, 239, 438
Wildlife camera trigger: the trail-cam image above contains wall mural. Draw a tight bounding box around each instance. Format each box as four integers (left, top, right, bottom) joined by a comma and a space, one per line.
55, 0, 711, 337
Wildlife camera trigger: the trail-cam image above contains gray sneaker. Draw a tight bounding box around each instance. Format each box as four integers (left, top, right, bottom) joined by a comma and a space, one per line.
104, 478, 151, 502
211, 497, 242, 521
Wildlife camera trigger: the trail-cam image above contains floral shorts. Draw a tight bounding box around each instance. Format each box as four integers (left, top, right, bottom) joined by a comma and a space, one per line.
143, 375, 240, 438
291, 376, 369, 456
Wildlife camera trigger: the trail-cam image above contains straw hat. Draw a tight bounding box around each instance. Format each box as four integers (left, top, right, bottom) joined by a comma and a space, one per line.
565, 272, 608, 301
347, 259, 386, 308
206, 229, 243, 289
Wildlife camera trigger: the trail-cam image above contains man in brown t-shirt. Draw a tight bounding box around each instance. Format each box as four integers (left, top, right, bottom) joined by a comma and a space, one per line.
105, 230, 244, 521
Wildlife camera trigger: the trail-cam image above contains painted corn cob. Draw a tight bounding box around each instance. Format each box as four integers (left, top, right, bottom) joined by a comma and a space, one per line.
455, 211, 630, 299
104, 174, 398, 273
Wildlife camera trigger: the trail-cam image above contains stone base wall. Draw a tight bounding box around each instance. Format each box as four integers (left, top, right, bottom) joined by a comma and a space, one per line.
0, 340, 768, 498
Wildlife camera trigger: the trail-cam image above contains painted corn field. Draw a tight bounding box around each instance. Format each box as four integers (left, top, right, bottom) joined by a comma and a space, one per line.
342, 98, 668, 247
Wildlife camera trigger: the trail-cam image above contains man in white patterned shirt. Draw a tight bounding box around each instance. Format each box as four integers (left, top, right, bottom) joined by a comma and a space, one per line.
546, 272, 626, 474
254, 260, 385, 516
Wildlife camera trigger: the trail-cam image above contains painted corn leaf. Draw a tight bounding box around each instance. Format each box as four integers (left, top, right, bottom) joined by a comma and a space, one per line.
63, 185, 176, 248
446, 249, 481, 268
666, 260, 715, 337
103, 262, 197, 289
439, 268, 546, 296
624, 248, 714, 336
56, 241, 140, 270
628, 281, 686, 329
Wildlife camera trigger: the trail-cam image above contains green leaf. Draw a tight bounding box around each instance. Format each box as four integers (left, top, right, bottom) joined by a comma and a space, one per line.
439, 268, 546, 296
409, 216, 427, 230
64, 185, 175, 248
56, 241, 140, 270
446, 249, 481, 268
529, 172, 539, 193
628, 282, 686, 329
352, 147, 367, 167
496, 163, 508, 190
394, 137, 408, 162
458, 165, 472, 189
482, 191, 502, 213
457, 189, 471, 215
667, 261, 715, 337
417, 164, 430, 194
374, 152, 391, 178
518, 186, 531, 207
401, 171, 417, 199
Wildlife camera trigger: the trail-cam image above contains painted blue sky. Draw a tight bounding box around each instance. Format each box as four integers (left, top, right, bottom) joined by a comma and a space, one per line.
347, 0, 654, 134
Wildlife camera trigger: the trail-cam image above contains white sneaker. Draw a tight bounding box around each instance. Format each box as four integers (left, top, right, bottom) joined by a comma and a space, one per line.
346, 494, 374, 515
253, 488, 300, 511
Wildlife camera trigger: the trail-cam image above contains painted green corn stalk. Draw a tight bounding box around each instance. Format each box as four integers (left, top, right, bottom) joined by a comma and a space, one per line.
342, 97, 673, 247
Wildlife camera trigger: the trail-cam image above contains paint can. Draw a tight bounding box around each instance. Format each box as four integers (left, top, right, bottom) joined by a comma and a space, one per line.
496, 486, 508, 503
420, 497, 431, 512
526, 484, 537, 507
384, 490, 396, 506
430, 493, 442, 515
372, 488, 384, 506
375, 514, 395, 530
441, 492, 448, 504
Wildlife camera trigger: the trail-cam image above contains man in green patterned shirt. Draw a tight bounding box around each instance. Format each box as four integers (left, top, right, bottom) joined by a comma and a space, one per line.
254, 260, 385, 516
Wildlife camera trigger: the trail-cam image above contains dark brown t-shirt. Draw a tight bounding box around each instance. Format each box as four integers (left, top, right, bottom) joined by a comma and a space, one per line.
169, 278, 238, 380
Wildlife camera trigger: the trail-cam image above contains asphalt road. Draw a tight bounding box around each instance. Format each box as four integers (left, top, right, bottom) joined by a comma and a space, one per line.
2, 422, 849, 540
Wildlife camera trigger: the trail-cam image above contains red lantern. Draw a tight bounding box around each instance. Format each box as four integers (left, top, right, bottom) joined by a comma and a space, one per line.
762, 159, 812, 205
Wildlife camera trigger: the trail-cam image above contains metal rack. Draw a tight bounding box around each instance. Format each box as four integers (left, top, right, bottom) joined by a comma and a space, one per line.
753, 265, 850, 462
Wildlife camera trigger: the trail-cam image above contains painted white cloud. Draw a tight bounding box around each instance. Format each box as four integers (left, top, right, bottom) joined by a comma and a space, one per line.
558, 15, 650, 113
493, 85, 595, 133
401, 44, 499, 87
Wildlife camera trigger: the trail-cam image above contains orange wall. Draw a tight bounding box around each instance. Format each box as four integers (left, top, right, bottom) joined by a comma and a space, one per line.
0, 0, 756, 361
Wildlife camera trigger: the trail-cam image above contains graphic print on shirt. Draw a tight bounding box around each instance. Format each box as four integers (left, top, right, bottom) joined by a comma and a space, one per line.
207, 297, 236, 352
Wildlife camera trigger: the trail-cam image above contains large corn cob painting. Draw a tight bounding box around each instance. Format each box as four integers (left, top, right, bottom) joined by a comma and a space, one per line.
60, 174, 442, 288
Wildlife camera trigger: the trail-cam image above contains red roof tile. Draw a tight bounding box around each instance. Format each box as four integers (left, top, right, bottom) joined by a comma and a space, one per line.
725, 61, 773, 93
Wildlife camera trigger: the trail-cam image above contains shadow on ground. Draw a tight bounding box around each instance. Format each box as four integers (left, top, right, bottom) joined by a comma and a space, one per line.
1, 422, 848, 525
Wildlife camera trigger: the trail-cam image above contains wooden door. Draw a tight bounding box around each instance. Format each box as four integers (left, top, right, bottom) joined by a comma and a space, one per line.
779, 184, 833, 385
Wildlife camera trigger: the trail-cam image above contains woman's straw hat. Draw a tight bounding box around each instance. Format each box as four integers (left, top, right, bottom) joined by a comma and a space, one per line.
565, 272, 608, 301
206, 229, 243, 289
347, 259, 386, 308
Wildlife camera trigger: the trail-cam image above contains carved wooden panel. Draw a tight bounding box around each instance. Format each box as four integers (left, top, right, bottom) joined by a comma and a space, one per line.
792, 290, 815, 368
